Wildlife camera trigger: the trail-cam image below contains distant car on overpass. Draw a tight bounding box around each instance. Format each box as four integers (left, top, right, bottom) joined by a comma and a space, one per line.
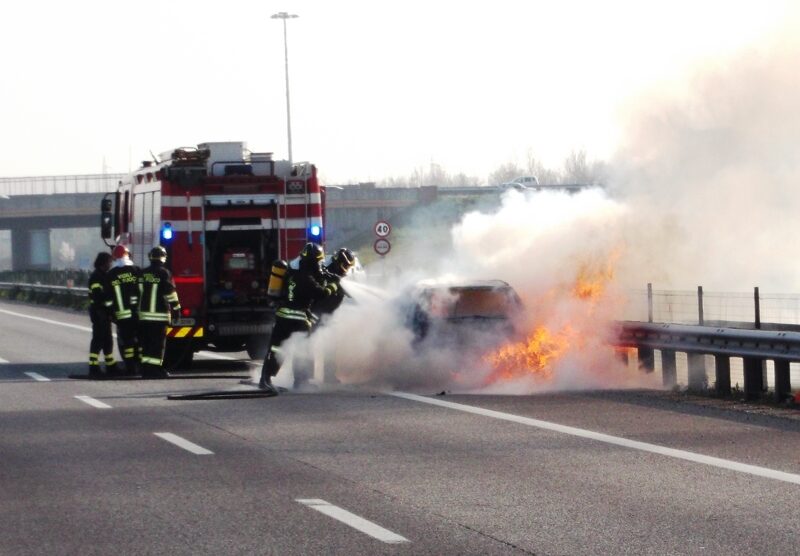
496, 176, 539, 191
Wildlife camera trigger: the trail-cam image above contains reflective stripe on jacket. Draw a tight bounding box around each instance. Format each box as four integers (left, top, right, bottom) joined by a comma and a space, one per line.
138, 263, 181, 322
106, 264, 141, 320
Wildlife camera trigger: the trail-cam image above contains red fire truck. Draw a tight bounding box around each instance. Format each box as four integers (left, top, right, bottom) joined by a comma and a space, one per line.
100, 141, 325, 367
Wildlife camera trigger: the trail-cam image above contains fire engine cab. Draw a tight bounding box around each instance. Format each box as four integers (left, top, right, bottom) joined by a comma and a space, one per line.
100, 141, 325, 367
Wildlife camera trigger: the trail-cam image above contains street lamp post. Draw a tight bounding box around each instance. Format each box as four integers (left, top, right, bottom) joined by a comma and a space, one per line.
271, 11, 298, 165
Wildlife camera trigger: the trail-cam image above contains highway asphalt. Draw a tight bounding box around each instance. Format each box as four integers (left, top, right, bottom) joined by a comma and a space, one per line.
1, 300, 799, 555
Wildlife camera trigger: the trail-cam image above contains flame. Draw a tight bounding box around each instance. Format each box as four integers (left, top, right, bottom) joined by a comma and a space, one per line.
572, 254, 617, 301
482, 251, 621, 385
483, 325, 574, 383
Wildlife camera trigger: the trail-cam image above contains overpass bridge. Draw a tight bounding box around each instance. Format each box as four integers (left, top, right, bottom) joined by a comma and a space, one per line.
0, 174, 123, 270
0, 173, 592, 270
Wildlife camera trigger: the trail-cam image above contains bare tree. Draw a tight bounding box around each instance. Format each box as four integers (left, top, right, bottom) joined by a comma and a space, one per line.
526, 149, 561, 185
377, 162, 481, 188
562, 149, 607, 185
488, 162, 525, 186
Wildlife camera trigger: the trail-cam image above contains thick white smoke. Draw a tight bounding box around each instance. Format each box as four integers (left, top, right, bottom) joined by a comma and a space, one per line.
274, 15, 800, 394
610, 14, 800, 291
274, 188, 656, 394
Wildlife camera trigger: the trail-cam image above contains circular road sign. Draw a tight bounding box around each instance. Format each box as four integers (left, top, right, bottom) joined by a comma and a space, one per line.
373, 238, 391, 256
374, 220, 391, 237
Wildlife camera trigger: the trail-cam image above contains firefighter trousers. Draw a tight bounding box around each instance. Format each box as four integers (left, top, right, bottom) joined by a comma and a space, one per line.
260, 315, 310, 382
115, 317, 138, 373
139, 321, 168, 378
89, 307, 115, 369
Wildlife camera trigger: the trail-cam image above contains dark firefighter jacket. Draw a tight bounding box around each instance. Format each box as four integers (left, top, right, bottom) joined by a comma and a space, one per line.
138, 263, 181, 322
313, 266, 346, 316
277, 270, 338, 325
88, 269, 112, 311
106, 263, 141, 320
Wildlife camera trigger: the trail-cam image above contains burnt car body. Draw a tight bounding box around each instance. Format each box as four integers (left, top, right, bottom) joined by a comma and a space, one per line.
405, 280, 523, 346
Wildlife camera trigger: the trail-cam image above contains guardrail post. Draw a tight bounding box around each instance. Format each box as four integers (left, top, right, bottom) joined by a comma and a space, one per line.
743, 357, 765, 401
661, 350, 677, 388
774, 359, 791, 403
638, 347, 655, 373
697, 286, 704, 326
687, 353, 707, 391
714, 355, 731, 396
647, 283, 653, 323
754, 287, 761, 330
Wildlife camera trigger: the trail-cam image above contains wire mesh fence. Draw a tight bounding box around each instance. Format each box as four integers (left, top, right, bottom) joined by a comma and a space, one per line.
625, 285, 800, 328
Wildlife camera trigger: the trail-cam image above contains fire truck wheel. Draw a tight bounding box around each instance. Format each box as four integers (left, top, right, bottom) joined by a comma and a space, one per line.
164, 339, 194, 370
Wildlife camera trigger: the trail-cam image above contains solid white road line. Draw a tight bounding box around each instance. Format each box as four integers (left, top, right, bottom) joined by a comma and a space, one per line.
296, 499, 409, 544
0, 308, 249, 363
24, 372, 50, 382
0, 308, 92, 332
391, 392, 800, 487
74, 395, 112, 409
154, 432, 214, 455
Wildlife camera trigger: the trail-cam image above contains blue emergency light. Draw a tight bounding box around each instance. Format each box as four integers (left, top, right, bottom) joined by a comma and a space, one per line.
160, 222, 174, 242
308, 224, 322, 242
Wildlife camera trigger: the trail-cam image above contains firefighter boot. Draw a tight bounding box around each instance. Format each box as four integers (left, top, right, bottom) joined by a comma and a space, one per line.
104, 355, 121, 377
88, 364, 104, 380
88, 354, 104, 380
258, 375, 279, 396
258, 356, 279, 396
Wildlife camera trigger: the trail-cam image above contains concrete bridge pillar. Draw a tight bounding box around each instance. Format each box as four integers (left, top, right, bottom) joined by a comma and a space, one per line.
11, 228, 51, 271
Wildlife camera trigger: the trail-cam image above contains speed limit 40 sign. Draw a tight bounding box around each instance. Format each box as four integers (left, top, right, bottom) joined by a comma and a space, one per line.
374, 220, 391, 237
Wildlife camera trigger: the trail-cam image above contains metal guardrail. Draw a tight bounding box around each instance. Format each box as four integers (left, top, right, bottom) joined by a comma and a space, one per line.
617, 321, 797, 403
0, 282, 88, 294
618, 322, 800, 360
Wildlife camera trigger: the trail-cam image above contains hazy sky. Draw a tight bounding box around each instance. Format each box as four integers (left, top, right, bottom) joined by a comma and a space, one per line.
0, 0, 791, 184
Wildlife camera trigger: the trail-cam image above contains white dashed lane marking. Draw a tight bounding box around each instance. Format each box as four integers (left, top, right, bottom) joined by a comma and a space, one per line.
0, 309, 92, 332
154, 432, 214, 455
74, 395, 112, 409
391, 392, 800, 486
24, 372, 50, 382
296, 499, 409, 544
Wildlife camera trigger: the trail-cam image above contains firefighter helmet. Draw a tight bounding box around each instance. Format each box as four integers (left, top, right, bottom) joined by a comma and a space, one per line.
299, 242, 324, 272
333, 248, 355, 272
112, 244, 129, 259
148, 245, 168, 262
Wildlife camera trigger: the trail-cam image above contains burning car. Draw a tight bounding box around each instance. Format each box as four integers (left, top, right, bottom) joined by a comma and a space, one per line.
405, 280, 523, 347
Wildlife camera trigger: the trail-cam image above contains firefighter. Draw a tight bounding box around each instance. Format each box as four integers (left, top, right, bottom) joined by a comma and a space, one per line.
138, 246, 181, 379
313, 247, 355, 319
87, 251, 118, 379
107, 244, 141, 376
258, 242, 339, 395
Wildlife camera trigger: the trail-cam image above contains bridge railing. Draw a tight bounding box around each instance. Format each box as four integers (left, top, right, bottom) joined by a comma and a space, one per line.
0, 174, 126, 196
